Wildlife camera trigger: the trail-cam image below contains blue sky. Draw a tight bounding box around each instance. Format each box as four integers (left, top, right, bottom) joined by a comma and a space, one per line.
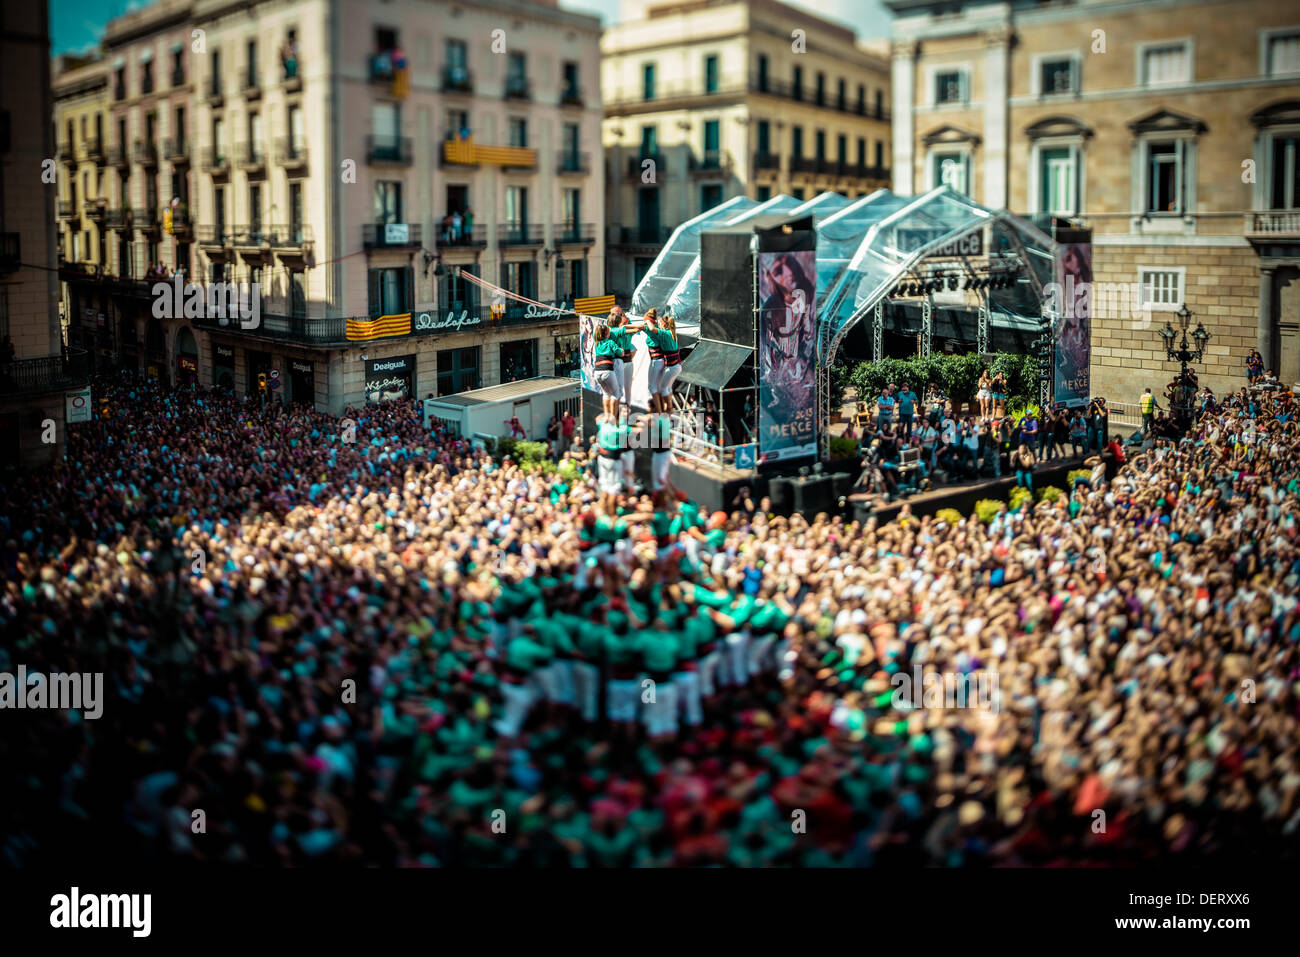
50, 0, 891, 57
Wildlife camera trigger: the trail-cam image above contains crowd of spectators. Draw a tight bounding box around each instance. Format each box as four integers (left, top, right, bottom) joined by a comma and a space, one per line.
2, 372, 1299, 866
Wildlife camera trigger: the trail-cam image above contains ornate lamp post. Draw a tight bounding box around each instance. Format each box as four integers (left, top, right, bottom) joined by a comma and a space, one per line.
1157, 304, 1210, 430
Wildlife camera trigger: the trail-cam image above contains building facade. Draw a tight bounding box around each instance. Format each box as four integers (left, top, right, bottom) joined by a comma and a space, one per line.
185, 0, 603, 411
2, 2, 91, 467
890, 0, 1300, 402
53, 55, 113, 369
602, 0, 892, 301
55, 0, 603, 412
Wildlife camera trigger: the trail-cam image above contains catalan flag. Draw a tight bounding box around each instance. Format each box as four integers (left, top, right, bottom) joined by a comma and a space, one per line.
574, 294, 616, 315
347, 313, 412, 341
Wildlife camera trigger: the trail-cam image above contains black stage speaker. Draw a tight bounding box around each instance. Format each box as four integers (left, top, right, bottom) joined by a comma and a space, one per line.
700, 231, 754, 346
768, 476, 795, 515
792, 476, 833, 516
831, 471, 856, 500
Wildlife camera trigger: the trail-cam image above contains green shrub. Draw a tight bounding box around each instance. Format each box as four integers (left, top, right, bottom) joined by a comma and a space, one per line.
495, 437, 518, 460
1067, 469, 1091, 486
934, 507, 963, 526
1008, 485, 1033, 511
556, 458, 582, 483
828, 435, 860, 460
974, 498, 1004, 524
1035, 485, 1065, 504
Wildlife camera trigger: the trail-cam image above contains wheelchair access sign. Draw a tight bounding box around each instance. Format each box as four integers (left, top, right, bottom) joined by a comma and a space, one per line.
735, 444, 757, 470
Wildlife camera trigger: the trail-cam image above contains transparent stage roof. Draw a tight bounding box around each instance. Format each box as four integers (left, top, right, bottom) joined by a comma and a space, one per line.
630, 185, 1060, 357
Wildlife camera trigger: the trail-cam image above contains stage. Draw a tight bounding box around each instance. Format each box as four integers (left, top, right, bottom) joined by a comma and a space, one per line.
667, 449, 1112, 521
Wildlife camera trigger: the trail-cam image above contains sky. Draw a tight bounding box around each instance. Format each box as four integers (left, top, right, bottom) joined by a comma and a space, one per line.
49, 0, 892, 57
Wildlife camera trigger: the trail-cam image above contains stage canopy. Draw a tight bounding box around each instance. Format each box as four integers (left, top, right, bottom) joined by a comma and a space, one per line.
631, 185, 1059, 358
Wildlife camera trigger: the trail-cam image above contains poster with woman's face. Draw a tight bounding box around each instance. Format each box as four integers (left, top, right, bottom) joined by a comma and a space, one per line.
1055, 242, 1092, 407
579, 313, 597, 391
757, 249, 817, 461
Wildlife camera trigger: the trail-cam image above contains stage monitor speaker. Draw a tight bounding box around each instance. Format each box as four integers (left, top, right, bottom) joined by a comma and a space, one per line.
700, 231, 754, 347
768, 477, 795, 515
792, 476, 833, 516
831, 471, 856, 500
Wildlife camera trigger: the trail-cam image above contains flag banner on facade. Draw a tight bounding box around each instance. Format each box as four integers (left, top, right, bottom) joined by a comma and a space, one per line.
1054, 242, 1091, 407
441, 138, 537, 169
574, 294, 615, 315
757, 249, 818, 462
347, 313, 412, 341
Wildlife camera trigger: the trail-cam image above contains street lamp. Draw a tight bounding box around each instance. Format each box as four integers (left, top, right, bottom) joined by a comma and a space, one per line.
1156, 303, 1211, 430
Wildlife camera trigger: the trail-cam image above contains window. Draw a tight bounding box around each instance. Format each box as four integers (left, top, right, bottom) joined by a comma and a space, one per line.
757, 120, 770, 154
1039, 57, 1078, 95
756, 185, 771, 201
858, 84, 866, 114
792, 65, 803, 100
214, 185, 226, 231
1141, 42, 1190, 86
174, 106, 186, 150
642, 62, 656, 100
815, 130, 826, 160
562, 122, 580, 159
212, 118, 225, 160
506, 51, 527, 96
1146, 141, 1185, 213
935, 70, 965, 105
437, 347, 480, 396
563, 61, 579, 98
815, 72, 825, 106
558, 259, 587, 302
373, 180, 402, 222
447, 39, 468, 78
756, 54, 769, 92
503, 263, 536, 300
210, 50, 221, 95
248, 183, 262, 235
370, 266, 412, 315
248, 112, 262, 156
1269, 135, 1300, 208
1040, 147, 1077, 216
1138, 267, 1185, 310
562, 188, 580, 229
500, 338, 537, 383
1266, 30, 1300, 75
640, 124, 657, 153
553, 334, 580, 379
875, 90, 883, 118
837, 78, 846, 111
288, 105, 303, 153
837, 134, 847, 164
443, 263, 480, 312
792, 126, 803, 157
505, 186, 527, 227
703, 119, 719, 154
792, 187, 805, 201
875, 141, 884, 168
932, 151, 968, 194
289, 183, 303, 240
857, 137, 866, 166
701, 183, 723, 211
704, 54, 719, 94
508, 117, 528, 148
447, 109, 469, 140
246, 39, 258, 88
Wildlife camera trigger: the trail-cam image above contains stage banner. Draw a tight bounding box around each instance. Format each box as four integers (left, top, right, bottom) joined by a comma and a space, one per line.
757, 249, 817, 462
1054, 242, 1092, 407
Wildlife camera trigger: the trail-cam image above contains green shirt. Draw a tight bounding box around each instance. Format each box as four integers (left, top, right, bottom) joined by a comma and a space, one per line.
637, 628, 680, 672
604, 630, 640, 667
597, 421, 622, 452
595, 338, 621, 359
504, 636, 553, 672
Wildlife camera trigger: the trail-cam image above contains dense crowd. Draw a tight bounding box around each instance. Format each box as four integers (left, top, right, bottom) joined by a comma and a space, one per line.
846, 380, 1120, 500
2, 372, 1299, 866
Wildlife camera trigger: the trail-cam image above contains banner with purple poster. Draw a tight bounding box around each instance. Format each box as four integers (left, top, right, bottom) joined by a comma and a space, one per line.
578, 311, 597, 392
1054, 242, 1091, 408
757, 249, 817, 462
